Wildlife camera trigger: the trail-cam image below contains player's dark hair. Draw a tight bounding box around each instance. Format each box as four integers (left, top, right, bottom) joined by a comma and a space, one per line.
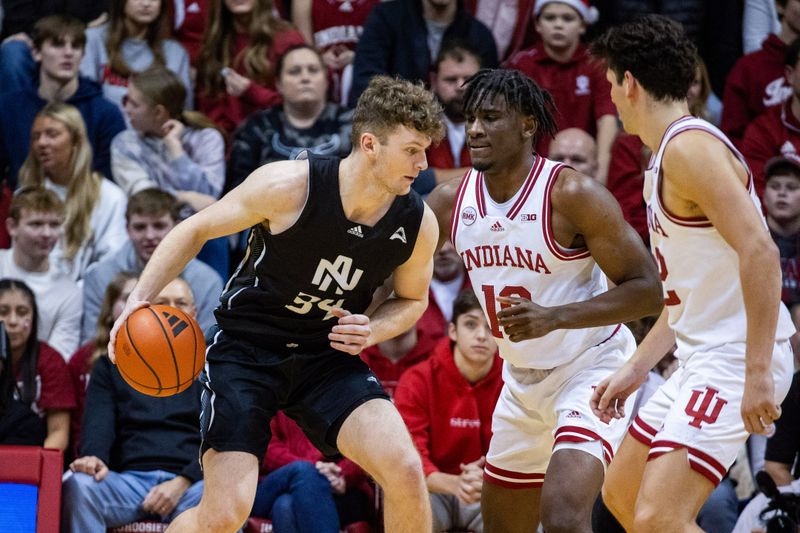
590, 14, 696, 102
451, 288, 482, 324
787, 38, 800, 68
463, 68, 558, 143
434, 39, 482, 73
0, 279, 39, 405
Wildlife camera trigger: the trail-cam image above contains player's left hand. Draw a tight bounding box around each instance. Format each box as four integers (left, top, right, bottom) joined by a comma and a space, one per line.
496, 296, 559, 341
329, 307, 371, 355
742, 371, 781, 435
141, 476, 190, 517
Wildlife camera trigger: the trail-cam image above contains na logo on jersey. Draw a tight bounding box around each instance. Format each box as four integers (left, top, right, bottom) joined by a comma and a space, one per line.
390, 227, 407, 243
312, 255, 364, 295
161, 311, 188, 338
285, 255, 364, 319
490, 221, 504, 232
347, 225, 364, 238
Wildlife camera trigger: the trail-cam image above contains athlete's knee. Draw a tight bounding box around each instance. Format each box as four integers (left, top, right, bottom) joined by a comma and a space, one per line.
195, 495, 253, 532
541, 497, 592, 532
378, 448, 425, 493
633, 501, 680, 533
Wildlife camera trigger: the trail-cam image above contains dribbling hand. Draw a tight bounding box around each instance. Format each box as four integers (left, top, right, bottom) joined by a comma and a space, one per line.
107, 298, 151, 364
329, 307, 371, 355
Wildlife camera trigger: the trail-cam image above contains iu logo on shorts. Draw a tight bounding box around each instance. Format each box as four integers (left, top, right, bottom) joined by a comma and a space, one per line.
684, 387, 728, 428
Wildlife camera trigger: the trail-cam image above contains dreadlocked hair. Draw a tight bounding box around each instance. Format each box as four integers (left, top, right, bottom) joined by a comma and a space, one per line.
463, 69, 559, 144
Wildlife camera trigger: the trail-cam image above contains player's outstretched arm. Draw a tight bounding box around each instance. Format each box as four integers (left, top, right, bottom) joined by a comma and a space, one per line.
108, 160, 309, 361
364, 204, 439, 346
663, 131, 784, 434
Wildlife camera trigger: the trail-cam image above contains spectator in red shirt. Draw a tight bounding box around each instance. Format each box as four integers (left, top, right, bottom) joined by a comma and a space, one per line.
394, 288, 502, 533
763, 155, 800, 334
742, 38, 800, 199
359, 323, 438, 397
427, 40, 481, 185
3, 278, 75, 450
195, 0, 306, 139
290, 0, 378, 105
506, 0, 617, 184
548, 127, 598, 178
721, 0, 800, 147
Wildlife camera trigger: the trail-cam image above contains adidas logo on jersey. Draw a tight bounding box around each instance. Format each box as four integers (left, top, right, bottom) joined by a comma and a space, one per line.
390, 227, 407, 243
566, 410, 581, 419
490, 221, 504, 232
347, 225, 364, 238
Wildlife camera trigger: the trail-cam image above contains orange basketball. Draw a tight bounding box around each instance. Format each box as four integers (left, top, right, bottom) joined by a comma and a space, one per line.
115, 304, 206, 397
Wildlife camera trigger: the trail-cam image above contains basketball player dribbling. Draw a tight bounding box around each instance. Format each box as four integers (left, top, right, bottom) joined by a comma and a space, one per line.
426, 68, 663, 533
590, 15, 796, 532
108, 76, 444, 533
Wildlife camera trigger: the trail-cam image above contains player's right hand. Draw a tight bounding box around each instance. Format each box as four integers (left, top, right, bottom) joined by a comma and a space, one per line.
69, 456, 109, 481
590, 364, 646, 424
107, 298, 151, 364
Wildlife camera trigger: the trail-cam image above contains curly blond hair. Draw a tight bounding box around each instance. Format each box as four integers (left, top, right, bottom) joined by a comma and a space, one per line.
351, 76, 445, 146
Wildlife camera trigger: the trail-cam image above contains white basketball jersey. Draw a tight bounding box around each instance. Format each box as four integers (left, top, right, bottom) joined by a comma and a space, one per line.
644, 116, 795, 360
451, 156, 619, 369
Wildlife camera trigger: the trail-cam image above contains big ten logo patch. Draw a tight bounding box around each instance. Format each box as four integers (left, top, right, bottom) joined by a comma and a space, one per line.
285, 255, 364, 319
684, 387, 727, 428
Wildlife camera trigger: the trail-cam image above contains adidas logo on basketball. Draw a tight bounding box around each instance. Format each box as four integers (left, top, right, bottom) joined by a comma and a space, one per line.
162, 311, 188, 338
490, 221, 504, 232
347, 225, 364, 238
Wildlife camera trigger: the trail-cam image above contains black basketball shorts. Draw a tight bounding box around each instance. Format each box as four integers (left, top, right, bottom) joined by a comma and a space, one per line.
198, 326, 389, 461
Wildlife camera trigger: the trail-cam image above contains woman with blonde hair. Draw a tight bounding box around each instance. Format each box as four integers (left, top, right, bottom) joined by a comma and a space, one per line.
80, 0, 192, 112
19, 103, 127, 280
196, 0, 305, 137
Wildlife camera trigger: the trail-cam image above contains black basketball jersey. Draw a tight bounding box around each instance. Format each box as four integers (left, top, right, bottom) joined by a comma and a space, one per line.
214, 153, 425, 350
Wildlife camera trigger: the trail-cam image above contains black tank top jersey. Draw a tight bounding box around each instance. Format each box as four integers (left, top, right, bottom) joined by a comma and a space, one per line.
214, 153, 425, 349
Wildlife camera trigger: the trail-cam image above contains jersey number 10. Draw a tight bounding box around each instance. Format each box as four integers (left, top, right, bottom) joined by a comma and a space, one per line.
481, 284, 532, 338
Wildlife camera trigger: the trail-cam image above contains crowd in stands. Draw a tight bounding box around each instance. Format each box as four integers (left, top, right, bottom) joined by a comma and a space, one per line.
0, 1, 798, 532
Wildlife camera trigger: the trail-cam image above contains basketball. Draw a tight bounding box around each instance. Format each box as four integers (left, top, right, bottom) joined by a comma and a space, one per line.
114, 304, 206, 397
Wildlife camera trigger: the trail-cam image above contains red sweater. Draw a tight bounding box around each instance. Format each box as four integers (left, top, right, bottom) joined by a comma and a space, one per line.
264, 411, 371, 497
506, 42, 616, 155
359, 325, 438, 397
394, 338, 502, 477
606, 133, 649, 246
427, 132, 471, 169
721, 34, 791, 147
196, 28, 306, 138
742, 99, 800, 199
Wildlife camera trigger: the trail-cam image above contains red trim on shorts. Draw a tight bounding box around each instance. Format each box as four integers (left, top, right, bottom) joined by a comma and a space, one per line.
554, 425, 614, 463
594, 324, 621, 347
646, 440, 727, 486
628, 415, 658, 445
449, 169, 472, 245
484, 462, 545, 488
